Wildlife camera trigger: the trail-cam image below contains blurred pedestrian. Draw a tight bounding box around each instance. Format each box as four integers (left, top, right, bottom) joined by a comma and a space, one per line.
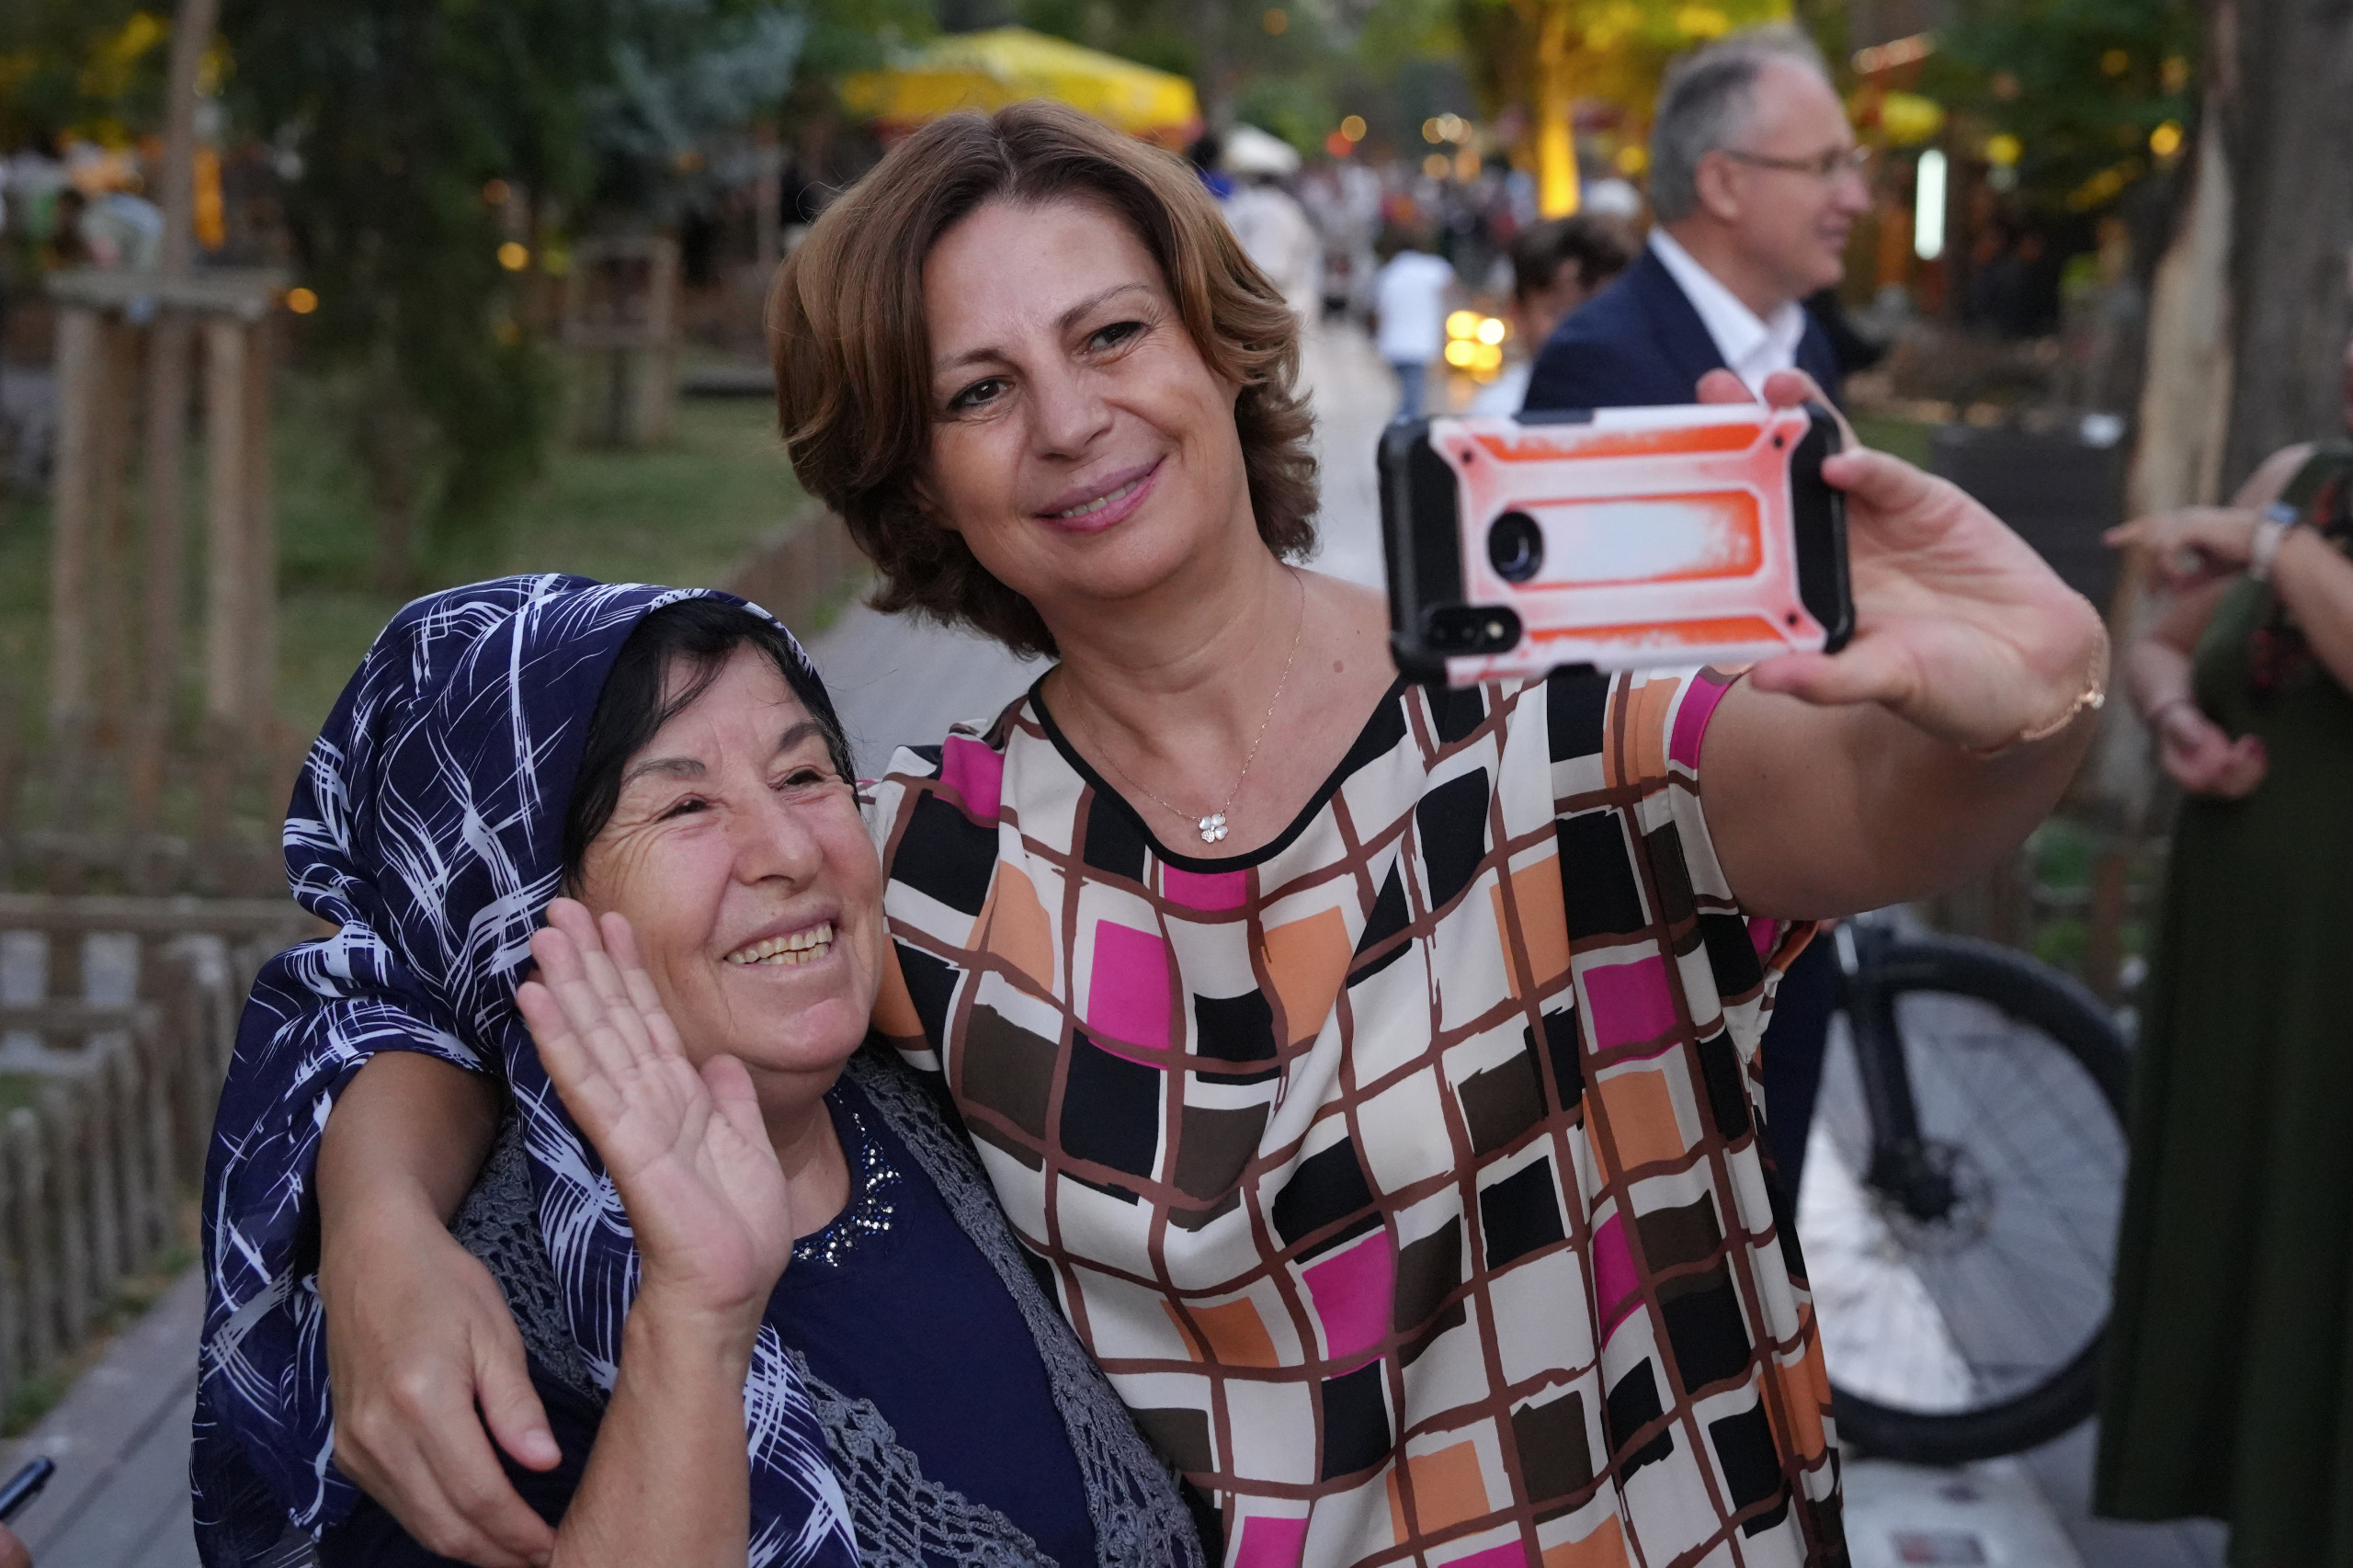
2096, 327, 2353, 1564
1521, 22, 1870, 1203
1220, 127, 1322, 324
1468, 214, 1634, 415
1371, 222, 1454, 418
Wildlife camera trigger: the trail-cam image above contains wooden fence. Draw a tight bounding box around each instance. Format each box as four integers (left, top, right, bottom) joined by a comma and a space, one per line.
0, 895, 315, 1415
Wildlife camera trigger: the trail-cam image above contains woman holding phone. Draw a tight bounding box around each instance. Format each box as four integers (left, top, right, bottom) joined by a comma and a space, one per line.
205, 103, 2105, 1568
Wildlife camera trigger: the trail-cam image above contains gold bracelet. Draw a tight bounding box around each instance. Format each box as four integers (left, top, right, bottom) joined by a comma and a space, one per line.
1965, 619, 2111, 760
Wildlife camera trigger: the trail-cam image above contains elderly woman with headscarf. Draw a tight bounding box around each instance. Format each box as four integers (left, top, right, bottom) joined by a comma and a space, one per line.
192, 576, 1203, 1568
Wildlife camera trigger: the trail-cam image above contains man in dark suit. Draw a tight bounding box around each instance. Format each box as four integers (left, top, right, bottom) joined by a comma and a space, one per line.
1524, 24, 1870, 1204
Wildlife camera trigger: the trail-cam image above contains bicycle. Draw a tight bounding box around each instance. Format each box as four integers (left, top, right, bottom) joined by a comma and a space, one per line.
1801, 910, 2132, 1466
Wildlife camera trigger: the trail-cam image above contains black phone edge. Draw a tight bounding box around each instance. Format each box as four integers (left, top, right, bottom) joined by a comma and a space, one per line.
0, 1455, 55, 1522
1791, 403, 1854, 653
1378, 417, 1458, 685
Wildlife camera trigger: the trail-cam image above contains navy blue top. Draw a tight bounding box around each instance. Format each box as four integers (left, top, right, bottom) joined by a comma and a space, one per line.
323, 1074, 1100, 1568
1520, 247, 1846, 414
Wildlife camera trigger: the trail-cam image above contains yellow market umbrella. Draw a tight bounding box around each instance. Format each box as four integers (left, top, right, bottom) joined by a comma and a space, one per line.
842, 28, 1201, 148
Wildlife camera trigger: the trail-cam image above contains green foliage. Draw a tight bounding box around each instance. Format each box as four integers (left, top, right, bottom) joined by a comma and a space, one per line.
216, 0, 890, 579
0, 0, 165, 150
220, 0, 638, 571
1930, 0, 2198, 214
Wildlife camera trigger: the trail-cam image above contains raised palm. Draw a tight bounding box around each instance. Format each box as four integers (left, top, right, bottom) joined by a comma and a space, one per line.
517, 900, 793, 1324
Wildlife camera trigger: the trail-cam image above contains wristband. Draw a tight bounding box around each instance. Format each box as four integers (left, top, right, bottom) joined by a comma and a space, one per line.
2249, 502, 2301, 583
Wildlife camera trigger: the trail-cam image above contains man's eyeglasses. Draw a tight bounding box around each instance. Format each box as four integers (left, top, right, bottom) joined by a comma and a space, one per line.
1720, 145, 1873, 182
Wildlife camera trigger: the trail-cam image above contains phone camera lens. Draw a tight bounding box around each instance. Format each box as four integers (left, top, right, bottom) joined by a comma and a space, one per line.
1487, 511, 1544, 584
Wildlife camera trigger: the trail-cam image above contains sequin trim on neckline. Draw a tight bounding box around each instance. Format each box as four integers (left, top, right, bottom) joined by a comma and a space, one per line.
793, 1104, 900, 1267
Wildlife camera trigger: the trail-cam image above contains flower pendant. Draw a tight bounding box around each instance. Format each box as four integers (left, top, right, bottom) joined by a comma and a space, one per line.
1198, 813, 1228, 844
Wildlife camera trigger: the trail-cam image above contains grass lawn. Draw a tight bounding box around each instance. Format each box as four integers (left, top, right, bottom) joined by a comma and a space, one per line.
2, 387, 814, 761
277, 389, 814, 738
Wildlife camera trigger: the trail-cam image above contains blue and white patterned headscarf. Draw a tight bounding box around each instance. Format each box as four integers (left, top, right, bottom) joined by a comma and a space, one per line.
194, 574, 858, 1568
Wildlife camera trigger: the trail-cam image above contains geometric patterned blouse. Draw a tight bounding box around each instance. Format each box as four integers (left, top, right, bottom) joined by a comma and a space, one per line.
867, 665, 1848, 1568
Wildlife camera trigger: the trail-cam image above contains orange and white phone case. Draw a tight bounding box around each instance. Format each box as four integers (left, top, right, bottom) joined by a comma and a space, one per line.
1381, 403, 1852, 686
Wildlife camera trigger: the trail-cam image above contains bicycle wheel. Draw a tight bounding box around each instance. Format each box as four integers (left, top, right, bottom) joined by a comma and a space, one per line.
1802, 933, 2131, 1466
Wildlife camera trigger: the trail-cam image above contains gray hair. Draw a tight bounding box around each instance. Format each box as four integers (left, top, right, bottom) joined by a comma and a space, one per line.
1647, 25, 1830, 223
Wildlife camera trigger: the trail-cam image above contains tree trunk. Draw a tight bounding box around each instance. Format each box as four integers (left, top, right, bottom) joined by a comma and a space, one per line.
2208, 0, 2353, 493
2084, 101, 2235, 827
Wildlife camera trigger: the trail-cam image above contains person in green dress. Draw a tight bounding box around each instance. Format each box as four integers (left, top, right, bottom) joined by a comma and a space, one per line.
2099, 327, 2353, 1562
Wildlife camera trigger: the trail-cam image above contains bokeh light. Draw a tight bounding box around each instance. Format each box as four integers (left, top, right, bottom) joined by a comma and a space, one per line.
497, 242, 530, 271
284, 287, 319, 315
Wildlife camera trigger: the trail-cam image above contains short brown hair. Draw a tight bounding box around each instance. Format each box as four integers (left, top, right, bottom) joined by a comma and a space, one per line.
768, 101, 1319, 659
1508, 215, 1634, 304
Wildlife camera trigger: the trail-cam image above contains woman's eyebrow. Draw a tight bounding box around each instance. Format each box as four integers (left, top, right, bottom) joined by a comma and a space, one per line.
774, 720, 828, 757
932, 281, 1154, 373
620, 756, 704, 787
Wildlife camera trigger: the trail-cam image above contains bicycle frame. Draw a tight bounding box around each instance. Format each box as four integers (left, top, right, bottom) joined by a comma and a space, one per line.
1831, 916, 1963, 1223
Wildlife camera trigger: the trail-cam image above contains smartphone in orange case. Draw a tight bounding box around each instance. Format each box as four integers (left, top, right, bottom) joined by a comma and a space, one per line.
1380, 403, 1852, 686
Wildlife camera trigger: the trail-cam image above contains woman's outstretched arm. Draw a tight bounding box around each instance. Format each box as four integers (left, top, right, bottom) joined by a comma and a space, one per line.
1694, 370, 2107, 919
317, 1053, 557, 1568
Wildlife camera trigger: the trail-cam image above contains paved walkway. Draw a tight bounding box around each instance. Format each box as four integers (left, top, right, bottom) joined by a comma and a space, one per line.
0, 1268, 201, 1567
7, 324, 2227, 1568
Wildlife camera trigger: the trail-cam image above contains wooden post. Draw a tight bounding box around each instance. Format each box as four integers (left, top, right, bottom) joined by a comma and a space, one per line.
243, 317, 278, 753
202, 317, 249, 734
127, 0, 228, 858
47, 308, 102, 746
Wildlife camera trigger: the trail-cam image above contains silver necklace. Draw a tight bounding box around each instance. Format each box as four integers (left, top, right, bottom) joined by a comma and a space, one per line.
1097, 574, 1305, 845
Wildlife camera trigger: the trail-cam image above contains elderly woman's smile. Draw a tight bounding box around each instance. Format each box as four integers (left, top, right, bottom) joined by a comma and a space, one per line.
574, 643, 882, 1089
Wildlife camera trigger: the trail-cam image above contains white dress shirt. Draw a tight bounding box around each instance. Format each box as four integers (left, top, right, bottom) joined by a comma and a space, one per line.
1647, 227, 1807, 396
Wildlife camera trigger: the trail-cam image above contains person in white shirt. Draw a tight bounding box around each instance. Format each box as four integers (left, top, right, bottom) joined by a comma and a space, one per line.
1370, 226, 1457, 419
1522, 24, 1867, 412
1221, 126, 1324, 324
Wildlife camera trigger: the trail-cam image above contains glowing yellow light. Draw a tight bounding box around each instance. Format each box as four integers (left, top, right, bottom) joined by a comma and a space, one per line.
1443, 340, 1479, 368
1984, 133, 2022, 167
1616, 144, 1649, 176
2100, 48, 2129, 76
1446, 311, 1481, 340
1422, 118, 1442, 143
1879, 91, 1946, 146
1472, 342, 1504, 371
1339, 115, 1366, 142
497, 242, 530, 271
1675, 6, 1730, 39
284, 287, 319, 315
2149, 121, 2183, 158
1475, 316, 1506, 346
1423, 153, 1451, 180
1262, 7, 1286, 34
